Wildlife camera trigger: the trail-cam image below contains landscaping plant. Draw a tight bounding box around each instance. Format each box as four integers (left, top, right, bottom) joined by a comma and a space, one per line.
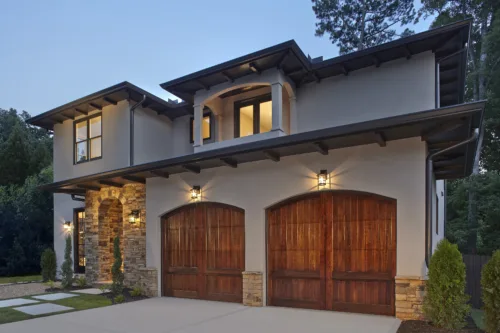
44, 279, 55, 290
423, 239, 470, 329
40, 248, 56, 282
114, 294, 125, 304
130, 285, 144, 297
75, 276, 87, 288
111, 236, 124, 296
60, 235, 74, 289
481, 250, 500, 333
99, 284, 111, 294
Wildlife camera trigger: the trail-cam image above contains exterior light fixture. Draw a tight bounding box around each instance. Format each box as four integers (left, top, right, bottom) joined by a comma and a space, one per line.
129, 210, 140, 224
63, 221, 72, 231
191, 186, 201, 200
318, 170, 328, 187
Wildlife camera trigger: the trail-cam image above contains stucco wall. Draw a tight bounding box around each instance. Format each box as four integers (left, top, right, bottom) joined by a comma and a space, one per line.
53, 194, 84, 273
146, 137, 427, 297
171, 115, 194, 157
53, 101, 130, 182
296, 51, 436, 132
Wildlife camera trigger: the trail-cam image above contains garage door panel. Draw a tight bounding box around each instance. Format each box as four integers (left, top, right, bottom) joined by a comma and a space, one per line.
205, 274, 242, 302
167, 273, 199, 299
270, 277, 323, 309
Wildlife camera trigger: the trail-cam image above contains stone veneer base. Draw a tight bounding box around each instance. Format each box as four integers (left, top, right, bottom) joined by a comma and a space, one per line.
395, 276, 426, 320
242, 271, 263, 307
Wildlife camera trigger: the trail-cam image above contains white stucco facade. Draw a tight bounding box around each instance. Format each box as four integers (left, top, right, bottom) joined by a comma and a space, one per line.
146, 137, 427, 298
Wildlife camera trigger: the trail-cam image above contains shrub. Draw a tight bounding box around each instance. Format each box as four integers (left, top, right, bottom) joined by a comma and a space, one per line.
111, 237, 124, 296
75, 276, 87, 288
481, 250, 500, 333
114, 294, 125, 304
60, 235, 74, 289
423, 239, 470, 329
40, 248, 56, 282
99, 284, 111, 294
44, 279, 55, 290
130, 285, 144, 297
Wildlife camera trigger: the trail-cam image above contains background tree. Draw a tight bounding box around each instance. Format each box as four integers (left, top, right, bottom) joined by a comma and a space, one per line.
312, 0, 417, 54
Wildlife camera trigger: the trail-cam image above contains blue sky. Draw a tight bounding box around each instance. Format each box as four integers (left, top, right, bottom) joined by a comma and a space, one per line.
0, 0, 434, 116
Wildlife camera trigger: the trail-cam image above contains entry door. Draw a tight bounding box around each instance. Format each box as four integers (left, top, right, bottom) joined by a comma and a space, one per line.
162, 203, 245, 303
267, 191, 396, 316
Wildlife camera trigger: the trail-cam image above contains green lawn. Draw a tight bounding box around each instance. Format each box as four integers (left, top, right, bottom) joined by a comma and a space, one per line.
0, 275, 42, 284
0, 293, 112, 325
471, 308, 485, 331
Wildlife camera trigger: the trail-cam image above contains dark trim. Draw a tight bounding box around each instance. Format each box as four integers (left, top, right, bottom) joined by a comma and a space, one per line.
74, 208, 85, 274
77, 184, 101, 191
373, 132, 387, 147
263, 150, 280, 162
182, 164, 201, 174
312, 142, 329, 155
189, 109, 213, 144
122, 175, 146, 184
73, 113, 102, 165
99, 180, 124, 188
234, 94, 272, 138
150, 170, 169, 178
220, 157, 238, 168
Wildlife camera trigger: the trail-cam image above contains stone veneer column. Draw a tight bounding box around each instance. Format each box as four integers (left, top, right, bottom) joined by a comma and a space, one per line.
138, 267, 158, 297
395, 276, 426, 320
242, 271, 263, 306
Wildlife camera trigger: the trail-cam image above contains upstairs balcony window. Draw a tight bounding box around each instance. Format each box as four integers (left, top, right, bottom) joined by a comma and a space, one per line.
190, 110, 212, 143
234, 94, 272, 138
74, 114, 102, 164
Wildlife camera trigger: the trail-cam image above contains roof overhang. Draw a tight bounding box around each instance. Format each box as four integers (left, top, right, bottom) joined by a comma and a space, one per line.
26, 81, 193, 130
41, 101, 485, 194
160, 19, 471, 105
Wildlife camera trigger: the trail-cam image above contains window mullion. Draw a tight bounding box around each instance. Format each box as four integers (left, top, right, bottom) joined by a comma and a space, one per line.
87, 119, 90, 161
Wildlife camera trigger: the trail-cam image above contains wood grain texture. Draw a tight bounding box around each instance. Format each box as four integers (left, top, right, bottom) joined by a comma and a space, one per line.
267, 191, 396, 316
162, 203, 245, 303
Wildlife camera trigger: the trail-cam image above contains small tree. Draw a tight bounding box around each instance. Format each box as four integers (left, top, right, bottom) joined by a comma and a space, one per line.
423, 240, 470, 329
60, 235, 73, 289
40, 248, 56, 282
481, 250, 500, 333
111, 237, 124, 295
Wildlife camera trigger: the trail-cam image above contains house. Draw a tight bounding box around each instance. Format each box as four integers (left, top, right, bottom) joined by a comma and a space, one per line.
27, 19, 484, 320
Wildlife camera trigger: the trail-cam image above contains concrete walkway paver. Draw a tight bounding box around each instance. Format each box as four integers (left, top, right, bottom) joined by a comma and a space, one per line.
32, 293, 77, 301
71, 288, 104, 295
0, 298, 39, 308
1, 297, 401, 333
14, 303, 73, 316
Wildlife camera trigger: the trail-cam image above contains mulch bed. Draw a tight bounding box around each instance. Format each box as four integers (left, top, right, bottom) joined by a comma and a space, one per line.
102, 288, 149, 304
397, 316, 483, 333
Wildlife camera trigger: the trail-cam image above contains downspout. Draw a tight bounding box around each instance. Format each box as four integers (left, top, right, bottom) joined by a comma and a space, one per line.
425, 128, 479, 266
130, 95, 147, 166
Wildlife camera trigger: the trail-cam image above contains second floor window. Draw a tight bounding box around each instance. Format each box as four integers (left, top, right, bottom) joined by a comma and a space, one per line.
190, 111, 212, 143
234, 94, 272, 138
74, 114, 102, 164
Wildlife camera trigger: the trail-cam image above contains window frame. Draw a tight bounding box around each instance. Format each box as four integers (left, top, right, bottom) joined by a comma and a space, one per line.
234, 93, 272, 138
73, 113, 102, 164
73, 208, 86, 274
435, 194, 439, 235
189, 109, 213, 144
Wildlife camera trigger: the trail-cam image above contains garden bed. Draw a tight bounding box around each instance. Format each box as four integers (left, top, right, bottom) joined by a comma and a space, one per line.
102, 287, 149, 304
397, 316, 483, 333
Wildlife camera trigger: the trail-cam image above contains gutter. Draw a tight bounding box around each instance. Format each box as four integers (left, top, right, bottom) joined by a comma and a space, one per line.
130, 95, 147, 166
425, 128, 479, 266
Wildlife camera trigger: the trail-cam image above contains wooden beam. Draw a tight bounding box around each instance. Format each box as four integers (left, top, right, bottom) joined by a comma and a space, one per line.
434, 164, 463, 173
196, 80, 210, 91
276, 51, 290, 70
372, 55, 381, 68
99, 180, 123, 188
434, 156, 464, 167
284, 68, 306, 76
421, 120, 464, 141
121, 175, 146, 184
77, 184, 101, 191
440, 77, 458, 85
59, 113, 75, 120
374, 132, 386, 147
312, 142, 328, 155
440, 64, 458, 72
340, 64, 349, 76
103, 97, 118, 105
220, 157, 238, 168
182, 164, 201, 174
311, 71, 321, 83
249, 62, 261, 75
150, 170, 169, 178
74, 108, 88, 115
263, 150, 280, 162
89, 102, 102, 110
428, 140, 462, 150
221, 71, 234, 83
403, 45, 412, 59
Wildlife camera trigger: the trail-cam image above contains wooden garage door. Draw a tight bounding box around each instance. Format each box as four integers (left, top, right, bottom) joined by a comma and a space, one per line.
162, 203, 245, 303
267, 191, 396, 315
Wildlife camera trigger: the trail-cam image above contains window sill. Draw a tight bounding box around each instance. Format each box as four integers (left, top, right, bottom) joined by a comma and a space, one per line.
74, 156, 103, 165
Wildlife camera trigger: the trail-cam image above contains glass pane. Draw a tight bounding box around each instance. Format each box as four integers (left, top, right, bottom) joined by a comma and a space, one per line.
75, 141, 87, 162
90, 116, 101, 138
239, 105, 254, 137
76, 121, 87, 141
90, 137, 101, 159
259, 101, 272, 133
202, 115, 210, 139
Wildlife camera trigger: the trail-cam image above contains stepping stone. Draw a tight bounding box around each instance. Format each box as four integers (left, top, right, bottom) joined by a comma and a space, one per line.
0, 298, 39, 308
71, 288, 104, 295
32, 293, 77, 301
14, 303, 73, 315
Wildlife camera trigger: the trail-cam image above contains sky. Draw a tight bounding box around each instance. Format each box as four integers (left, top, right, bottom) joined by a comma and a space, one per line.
0, 0, 435, 116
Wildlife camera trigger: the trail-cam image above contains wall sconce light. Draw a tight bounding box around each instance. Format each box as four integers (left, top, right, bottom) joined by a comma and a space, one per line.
191, 186, 201, 200
129, 210, 140, 224
318, 170, 328, 187
63, 221, 72, 231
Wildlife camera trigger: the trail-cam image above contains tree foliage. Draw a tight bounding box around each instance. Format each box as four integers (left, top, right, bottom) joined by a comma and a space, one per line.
111, 237, 124, 296
40, 248, 57, 282
423, 240, 470, 329
312, 0, 417, 54
60, 235, 73, 289
481, 250, 500, 333
0, 108, 53, 276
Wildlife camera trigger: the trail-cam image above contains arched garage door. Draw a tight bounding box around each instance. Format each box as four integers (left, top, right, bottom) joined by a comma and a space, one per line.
162, 202, 245, 303
267, 191, 396, 315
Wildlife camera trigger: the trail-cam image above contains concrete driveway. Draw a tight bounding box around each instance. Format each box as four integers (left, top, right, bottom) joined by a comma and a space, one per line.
0, 297, 401, 333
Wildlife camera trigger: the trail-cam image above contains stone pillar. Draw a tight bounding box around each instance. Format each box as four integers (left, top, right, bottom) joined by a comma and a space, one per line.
289, 96, 297, 134
242, 271, 263, 307
193, 103, 203, 148
395, 276, 426, 320
138, 267, 158, 297
271, 82, 284, 134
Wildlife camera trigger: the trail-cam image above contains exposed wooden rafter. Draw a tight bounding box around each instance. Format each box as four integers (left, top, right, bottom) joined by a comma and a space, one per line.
263, 150, 280, 162
74, 108, 88, 115
372, 55, 381, 68
182, 164, 201, 174
276, 51, 290, 70
99, 180, 124, 188
220, 157, 238, 168
374, 132, 386, 147
403, 45, 412, 59
341, 64, 349, 76
196, 80, 210, 91
221, 71, 234, 83
77, 184, 101, 191
421, 120, 465, 141
150, 170, 169, 178
121, 175, 146, 184
89, 102, 102, 110
312, 142, 328, 155
103, 97, 118, 105
249, 63, 261, 75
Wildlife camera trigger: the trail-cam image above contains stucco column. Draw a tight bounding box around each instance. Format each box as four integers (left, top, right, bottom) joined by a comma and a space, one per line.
193, 103, 203, 147
289, 96, 297, 134
271, 82, 284, 133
